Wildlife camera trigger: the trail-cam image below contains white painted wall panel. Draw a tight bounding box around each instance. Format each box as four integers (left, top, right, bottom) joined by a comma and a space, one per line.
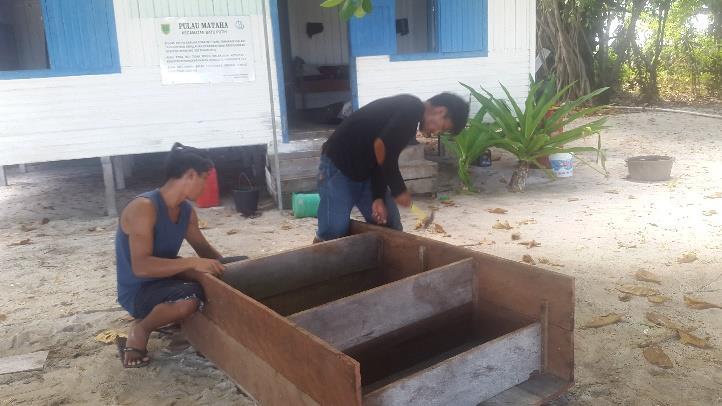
0, 0, 282, 166
355, 0, 535, 111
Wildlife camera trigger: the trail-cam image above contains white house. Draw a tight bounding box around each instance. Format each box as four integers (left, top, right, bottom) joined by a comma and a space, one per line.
0, 0, 536, 213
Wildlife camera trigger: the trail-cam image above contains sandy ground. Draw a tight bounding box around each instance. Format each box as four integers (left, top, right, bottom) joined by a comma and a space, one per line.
1, 111, 721, 405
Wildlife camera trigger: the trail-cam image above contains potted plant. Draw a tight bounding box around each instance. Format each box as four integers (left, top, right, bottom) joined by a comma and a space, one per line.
459, 76, 609, 192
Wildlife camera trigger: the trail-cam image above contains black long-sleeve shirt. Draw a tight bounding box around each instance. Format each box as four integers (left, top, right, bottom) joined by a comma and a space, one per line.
322, 94, 424, 200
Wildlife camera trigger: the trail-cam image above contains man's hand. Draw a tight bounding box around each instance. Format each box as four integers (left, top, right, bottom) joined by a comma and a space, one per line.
394, 191, 412, 208
190, 258, 224, 277
372, 198, 388, 225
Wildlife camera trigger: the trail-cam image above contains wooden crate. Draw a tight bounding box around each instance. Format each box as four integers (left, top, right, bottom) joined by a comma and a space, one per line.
183, 222, 574, 405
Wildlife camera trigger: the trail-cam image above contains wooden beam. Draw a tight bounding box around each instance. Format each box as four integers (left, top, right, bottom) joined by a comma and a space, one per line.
363, 323, 541, 406
479, 373, 572, 406
112, 156, 126, 190
289, 258, 475, 351
183, 313, 319, 406
195, 275, 362, 406
349, 221, 575, 382
222, 233, 380, 299
100, 157, 117, 217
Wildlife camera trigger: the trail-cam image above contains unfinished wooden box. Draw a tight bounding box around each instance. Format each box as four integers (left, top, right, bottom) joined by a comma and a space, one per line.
266, 140, 439, 206
183, 222, 574, 405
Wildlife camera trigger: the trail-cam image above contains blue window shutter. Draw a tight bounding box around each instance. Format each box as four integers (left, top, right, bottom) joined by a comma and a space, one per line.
349, 0, 396, 57
42, 0, 120, 73
437, 0, 487, 53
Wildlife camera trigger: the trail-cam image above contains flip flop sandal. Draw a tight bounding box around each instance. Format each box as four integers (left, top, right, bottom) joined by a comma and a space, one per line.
116, 337, 150, 368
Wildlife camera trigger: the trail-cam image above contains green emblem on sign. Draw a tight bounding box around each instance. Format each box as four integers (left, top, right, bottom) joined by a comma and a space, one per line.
161, 23, 171, 35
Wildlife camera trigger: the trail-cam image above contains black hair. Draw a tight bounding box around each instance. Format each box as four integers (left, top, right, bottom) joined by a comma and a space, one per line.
427, 92, 470, 135
164, 142, 214, 180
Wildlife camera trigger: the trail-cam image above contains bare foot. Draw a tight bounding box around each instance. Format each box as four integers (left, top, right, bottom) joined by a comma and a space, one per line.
124, 323, 150, 367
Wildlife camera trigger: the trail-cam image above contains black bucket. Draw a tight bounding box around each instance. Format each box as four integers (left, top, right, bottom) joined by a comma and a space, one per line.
233, 187, 259, 216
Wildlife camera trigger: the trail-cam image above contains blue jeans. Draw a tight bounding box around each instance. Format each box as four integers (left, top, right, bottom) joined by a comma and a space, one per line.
316, 155, 402, 241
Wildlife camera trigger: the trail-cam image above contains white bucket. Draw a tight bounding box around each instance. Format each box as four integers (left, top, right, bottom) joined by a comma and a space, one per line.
549, 153, 574, 177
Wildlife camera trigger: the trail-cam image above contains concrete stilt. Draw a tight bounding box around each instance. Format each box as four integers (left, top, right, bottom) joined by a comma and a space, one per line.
0, 165, 7, 186
101, 157, 118, 217
112, 156, 126, 190
18, 164, 27, 173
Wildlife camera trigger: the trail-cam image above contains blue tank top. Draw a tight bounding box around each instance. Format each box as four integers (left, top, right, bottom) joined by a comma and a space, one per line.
115, 189, 192, 315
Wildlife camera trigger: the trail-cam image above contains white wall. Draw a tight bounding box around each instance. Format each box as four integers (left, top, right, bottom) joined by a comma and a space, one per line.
287, 0, 348, 65
0, 0, 282, 166
356, 0, 535, 110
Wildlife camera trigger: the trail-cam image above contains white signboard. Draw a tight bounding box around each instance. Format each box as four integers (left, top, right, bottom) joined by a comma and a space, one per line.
158, 16, 255, 84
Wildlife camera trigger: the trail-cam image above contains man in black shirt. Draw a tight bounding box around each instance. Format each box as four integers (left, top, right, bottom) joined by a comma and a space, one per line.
316, 93, 469, 241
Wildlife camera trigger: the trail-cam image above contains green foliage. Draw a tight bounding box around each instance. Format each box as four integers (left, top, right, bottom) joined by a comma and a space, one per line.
444, 77, 609, 192
320, 0, 372, 20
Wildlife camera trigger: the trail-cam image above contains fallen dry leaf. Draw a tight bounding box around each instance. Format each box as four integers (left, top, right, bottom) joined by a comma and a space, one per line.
635, 270, 662, 284
677, 253, 698, 263
519, 240, 541, 249
702, 210, 717, 216
433, 223, 447, 234
643, 346, 674, 369
226, 229, 239, 235
0, 314, 6, 322
583, 313, 623, 328
567, 197, 580, 202
8, 238, 32, 247
648, 295, 671, 304
280, 224, 293, 230
704, 192, 722, 199
677, 330, 711, 349
492, 220, 513, 230
617, 285, 660, 297
538, 257, 564, 267
94, 329, 127, 344
683, 296, 722, 310
20, 224, 37, 232
645, 312, 686, 331
486, 208, 508, 214
605, 190, 620, 194
517, 219, 537, 225
522, 254, 536, 265
41, 218, 50, 225
638, 333, 677, 348
618, 242, 638, 249
198, 220, 209, 229
479, 238, 496, 245
618, 293, 633, 302
511, 232, 521, 241
440, 200, 456, 207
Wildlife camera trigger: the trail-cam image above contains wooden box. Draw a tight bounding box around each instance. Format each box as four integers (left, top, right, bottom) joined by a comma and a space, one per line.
183, 222, 574, 405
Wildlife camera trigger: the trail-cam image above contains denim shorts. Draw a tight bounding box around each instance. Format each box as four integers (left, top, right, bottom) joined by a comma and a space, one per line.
132, 278, 205, 319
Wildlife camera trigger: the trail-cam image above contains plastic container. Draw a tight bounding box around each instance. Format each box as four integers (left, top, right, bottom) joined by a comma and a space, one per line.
626, 155, 674, 181
292, 193, 320, 218
232, 173, 259, 216
549, 153, 574, 178
196, 168, 220, 208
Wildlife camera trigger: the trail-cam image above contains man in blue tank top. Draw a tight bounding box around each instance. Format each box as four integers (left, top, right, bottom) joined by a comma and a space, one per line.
115, 143, 242, 368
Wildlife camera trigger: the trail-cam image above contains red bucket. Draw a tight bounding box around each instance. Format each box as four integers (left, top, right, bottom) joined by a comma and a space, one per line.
196, 168, 220, 208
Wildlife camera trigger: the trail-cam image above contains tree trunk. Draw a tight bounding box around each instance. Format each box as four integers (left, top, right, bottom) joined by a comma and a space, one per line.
508, 161, 530, 192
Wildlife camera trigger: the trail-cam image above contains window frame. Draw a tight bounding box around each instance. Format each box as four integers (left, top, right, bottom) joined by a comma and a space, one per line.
0, 0, 121, 80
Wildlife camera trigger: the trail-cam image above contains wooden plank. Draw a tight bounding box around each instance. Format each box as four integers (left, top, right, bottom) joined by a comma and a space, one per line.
363, 323, 541, 406
479, 373, 572, 406
269, 156, 320, 179
222, 233, 380, 299
0, 351, 49, 375
267, 138, 326, 160
349, 221, 575, 382
196, 275, 362, 406
262, 268, 382, 316
100, 156, 118, 217
289, 258, 475, 351
183, 313, 319, 406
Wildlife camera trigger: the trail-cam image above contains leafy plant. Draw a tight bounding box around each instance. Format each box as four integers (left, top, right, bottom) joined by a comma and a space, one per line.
442, 108, 502, 192
458, 76, 609, 192
320, 0, 373, 20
